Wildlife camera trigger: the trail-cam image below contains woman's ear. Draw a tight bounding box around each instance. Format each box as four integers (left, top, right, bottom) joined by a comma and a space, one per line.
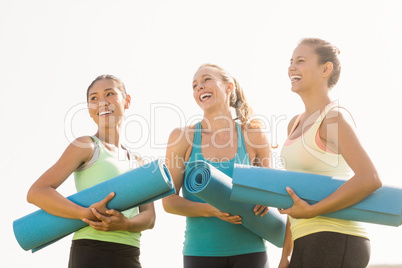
322, 62, 334, 79
125, 94, 131, 109
226, 82, 235, 93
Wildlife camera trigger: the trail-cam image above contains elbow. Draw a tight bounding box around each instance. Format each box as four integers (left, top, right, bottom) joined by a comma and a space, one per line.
162, 196, 175, 214
145, 212, 156, 230
356, 169, 382, 193
372, 172, 382, 190
148, 217, 156, 230
26, 187, 36, 205
364, 171, 382, 192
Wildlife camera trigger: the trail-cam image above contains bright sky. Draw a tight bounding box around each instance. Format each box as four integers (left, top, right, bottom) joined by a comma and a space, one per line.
2, 0, 402, 267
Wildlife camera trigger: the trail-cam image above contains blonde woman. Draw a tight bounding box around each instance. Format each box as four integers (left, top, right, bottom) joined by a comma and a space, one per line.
163, 64, 272, 268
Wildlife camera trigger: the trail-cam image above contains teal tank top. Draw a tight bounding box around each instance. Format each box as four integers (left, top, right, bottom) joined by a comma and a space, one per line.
182, 122, 266, 256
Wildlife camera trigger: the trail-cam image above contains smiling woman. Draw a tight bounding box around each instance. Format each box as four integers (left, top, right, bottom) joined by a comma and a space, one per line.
279, 38, 382, 268
192, 63, 261, 129
87, 76, 131, 133
163, 63, 273, 268
25, 74, 156, 268
289, 38, 341, 95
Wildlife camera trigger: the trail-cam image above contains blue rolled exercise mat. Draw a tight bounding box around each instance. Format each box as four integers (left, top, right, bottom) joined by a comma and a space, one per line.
184, 160, 286, 248
230, 164, 402, 227
13, 159, 175, 252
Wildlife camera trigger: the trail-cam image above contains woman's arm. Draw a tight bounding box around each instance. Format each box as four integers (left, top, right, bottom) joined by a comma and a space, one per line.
244, 126, 272, 216
27, 136, 110, 221
278, 217, 293, 268
277, 118, 299, 267
162, 127, 242, 224
245, 126, 272, 168
280, 110, 382, 218
83, 202, 156, 232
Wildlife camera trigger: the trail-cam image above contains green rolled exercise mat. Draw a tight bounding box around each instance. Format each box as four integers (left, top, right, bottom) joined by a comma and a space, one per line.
231, 164, 402, 227
13, 159, 175, 252
184, 160, 286, 248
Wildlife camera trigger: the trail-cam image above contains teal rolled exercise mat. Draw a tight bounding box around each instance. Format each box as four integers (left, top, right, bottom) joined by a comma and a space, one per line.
13, 159, 175, 252
231, 164, 402, 227
184, 160, 286, 248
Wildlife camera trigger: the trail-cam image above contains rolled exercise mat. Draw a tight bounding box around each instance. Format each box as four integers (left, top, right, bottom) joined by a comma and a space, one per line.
184, 160, 286, 248
231, 164, 402, 227
13, 159, 175, 252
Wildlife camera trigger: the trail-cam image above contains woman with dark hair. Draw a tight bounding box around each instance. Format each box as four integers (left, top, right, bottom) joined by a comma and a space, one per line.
27, 75, 155, 268
278, 38, 382, 268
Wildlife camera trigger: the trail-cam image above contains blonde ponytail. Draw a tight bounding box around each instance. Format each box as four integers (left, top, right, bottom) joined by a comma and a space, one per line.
230, 77, 261, 129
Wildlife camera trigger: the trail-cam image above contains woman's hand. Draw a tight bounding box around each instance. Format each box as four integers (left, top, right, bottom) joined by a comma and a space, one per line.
278, 187, 316, 219
216, 211, 243, 224
84, 192, 116, 222
253, 205, 269, 217
206, 203, 242, 224
83, 207, 129, 231
278, 257, 290, 268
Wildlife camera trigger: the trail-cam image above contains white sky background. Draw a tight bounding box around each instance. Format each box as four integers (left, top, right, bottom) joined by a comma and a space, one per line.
1, 0, 402, 267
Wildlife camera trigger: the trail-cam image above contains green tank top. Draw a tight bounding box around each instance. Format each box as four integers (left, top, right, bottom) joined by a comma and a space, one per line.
182, 122, 266, 256
72, 136, 141, 248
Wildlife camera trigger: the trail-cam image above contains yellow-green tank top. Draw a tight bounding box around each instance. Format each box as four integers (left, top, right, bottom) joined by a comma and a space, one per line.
72, 136, 140, 248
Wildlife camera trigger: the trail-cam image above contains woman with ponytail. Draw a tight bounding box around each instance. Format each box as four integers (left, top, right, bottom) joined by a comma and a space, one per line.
278, 38, 381, 267
162, 63, 271, 268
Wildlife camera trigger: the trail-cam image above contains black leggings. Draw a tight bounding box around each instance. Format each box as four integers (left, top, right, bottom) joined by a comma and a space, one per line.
183, 251, 269, 268
68, 239, 141, 268
290, 232, 370, 268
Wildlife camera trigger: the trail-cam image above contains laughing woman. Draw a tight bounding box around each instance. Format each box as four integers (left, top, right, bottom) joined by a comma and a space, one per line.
27, 75, 155, 268
163, 64, 271, 268
278, 38, 382, 268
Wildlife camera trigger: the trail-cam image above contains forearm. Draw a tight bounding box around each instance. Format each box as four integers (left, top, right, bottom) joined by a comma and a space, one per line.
162, 194, 214, 217
280, 217, 293, 263
311, 172, 382, 216
311, 112, 382, 217
27, 187, 90, 219
125, 206, 156, 232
